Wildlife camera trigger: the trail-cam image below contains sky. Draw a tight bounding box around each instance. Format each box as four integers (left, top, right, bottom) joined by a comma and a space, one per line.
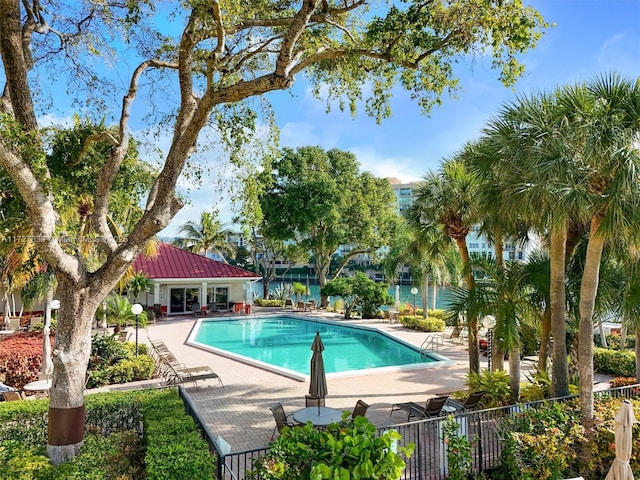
156, 1, 640, 237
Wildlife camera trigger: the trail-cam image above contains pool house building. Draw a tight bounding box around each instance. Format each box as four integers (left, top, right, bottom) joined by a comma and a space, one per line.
132, 243, 261, 316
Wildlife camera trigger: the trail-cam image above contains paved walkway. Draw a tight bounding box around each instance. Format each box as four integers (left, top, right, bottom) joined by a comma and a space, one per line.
101, 308, 613, 453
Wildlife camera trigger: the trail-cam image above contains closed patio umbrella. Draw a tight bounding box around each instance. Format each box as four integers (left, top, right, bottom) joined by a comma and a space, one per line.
309, 332, 327, 413
40, 324, 53, 380
606, 399, 638, 480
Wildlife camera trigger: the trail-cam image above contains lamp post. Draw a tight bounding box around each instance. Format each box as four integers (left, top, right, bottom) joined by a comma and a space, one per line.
410, 287, 418, 315
482, 315, 496, 371
131, 303, 143, 356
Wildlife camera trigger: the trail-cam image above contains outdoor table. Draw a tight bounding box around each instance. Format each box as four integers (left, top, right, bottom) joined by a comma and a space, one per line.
23, 379, 52, 393
442, 405, 457, 414
293, 406, 344, 426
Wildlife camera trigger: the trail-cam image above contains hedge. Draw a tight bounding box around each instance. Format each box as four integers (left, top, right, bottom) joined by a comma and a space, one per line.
594, 347, 635, 377
398, 315, 446, 332
0, 388, 215, 479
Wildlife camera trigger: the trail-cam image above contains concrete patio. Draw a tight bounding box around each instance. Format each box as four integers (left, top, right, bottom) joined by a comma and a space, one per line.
101, 308, 613, 453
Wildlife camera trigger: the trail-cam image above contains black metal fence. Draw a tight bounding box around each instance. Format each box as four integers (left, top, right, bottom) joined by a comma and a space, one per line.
181, 385, 640, 480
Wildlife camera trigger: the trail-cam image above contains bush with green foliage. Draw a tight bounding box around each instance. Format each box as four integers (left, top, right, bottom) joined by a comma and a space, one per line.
594, 333, 636, 350
248, 414, 413, 480
0, 388, 215, 479
398, 315, 445, 332
465, 370, 511, 408
86, 334, 155, 389
495, 400, 585, 480
442, 415, 474, 480
321, 272, 394, 319
254, 298, 286, 307
594, 347, 635, 377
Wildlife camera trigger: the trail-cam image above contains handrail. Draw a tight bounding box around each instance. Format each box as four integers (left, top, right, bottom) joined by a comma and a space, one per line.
420, 334, 443, 354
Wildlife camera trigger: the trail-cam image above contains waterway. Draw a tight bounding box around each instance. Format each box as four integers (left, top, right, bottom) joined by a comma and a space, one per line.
252, 281, 452, 310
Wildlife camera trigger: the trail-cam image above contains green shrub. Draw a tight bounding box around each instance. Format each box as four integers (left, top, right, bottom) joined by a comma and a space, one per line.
594, 333, 636, 350
594, 347, 635, 377
254, 298, 285, 307
142, 389, 214, 480
398, 315, 445, 332
495, 400, 585, 480
104, 355, 155, 385
442, 415, 473, 480
465, 370, 510, 408
0, 389, 214, 479
248, 415, 413, 480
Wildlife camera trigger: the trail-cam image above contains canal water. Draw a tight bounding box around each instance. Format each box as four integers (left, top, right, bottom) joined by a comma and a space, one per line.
252, 281, 452, 310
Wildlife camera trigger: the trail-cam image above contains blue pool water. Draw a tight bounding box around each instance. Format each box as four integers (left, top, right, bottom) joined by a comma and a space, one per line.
188, 315, 451, 381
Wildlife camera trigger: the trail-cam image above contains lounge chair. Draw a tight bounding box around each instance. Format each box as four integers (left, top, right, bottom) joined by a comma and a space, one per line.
296, 301, 306, 312
284, 299, 294, 309
390, 395, 449, 421
1, 391, 23, 401
305, 395, 325, 407
163, 361, 223, 387
351, 399, 369, 419
269, 403, 297, 440
446, 390, 485, 412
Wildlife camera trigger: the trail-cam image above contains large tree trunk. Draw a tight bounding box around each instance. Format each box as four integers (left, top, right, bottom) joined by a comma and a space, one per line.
577, 219, 604, 431
421, 277, 428, 318
47, 277, 101, 464
549, 224, 570, 397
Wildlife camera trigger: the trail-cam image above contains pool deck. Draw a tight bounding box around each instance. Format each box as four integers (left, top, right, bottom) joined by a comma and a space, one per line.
101, 307, 613, 453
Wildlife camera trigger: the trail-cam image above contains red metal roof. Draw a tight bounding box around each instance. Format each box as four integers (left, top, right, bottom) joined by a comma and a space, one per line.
133, 243, 260, 280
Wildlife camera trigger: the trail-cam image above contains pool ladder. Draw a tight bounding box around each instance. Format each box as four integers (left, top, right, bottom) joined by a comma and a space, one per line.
420, 334, 443, 356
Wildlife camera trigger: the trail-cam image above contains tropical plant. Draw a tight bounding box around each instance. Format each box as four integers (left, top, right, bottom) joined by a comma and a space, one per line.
104, 294, 147, 333
248, 415, 414, 480
173, 210, 236, 263
408, 158, 482, 373
125, 272, 153, 302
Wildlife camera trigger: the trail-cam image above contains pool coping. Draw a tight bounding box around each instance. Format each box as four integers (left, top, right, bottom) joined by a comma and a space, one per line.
186, 313, 454, 382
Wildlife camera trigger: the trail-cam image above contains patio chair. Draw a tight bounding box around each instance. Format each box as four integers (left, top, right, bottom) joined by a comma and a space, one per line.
162, 360, 223, 387
1, 391, 23, 401
446, 390, 485, 412
269, 403, 297, 440
305, 395, 325, 407
296, 301, 306, 312
284, 299, 294, 309
351, 399, 369, 419
390, 395, 449, 421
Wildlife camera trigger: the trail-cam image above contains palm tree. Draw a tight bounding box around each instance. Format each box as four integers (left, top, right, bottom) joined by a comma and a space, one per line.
448, 255, 534, 401
477, 89, 584, 397
408, 158, 482, 373
559, 74, 640, 430
126, 272, 154, 304
384, 220, 454, 318
104, 294, 147, 333
173, 210, 236, 263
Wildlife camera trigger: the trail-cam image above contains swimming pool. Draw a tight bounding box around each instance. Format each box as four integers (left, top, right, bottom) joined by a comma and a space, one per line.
187, 315, 452, 381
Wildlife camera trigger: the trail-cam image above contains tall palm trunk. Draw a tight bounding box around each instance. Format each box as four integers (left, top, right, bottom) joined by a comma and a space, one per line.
549, 224, 570, 397
47, 277, 102, 464
509, 344, 521, 402
538, 308, 551, 370
578, 218, 605, 430
455, 237, 479, 373
635, 328, 640, 381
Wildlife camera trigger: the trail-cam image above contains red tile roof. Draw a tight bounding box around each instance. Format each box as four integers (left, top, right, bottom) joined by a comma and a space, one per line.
133, 243, 260, 280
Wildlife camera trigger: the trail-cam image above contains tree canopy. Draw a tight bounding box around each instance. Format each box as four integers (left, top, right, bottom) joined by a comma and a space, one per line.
258, 146, 398, 297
